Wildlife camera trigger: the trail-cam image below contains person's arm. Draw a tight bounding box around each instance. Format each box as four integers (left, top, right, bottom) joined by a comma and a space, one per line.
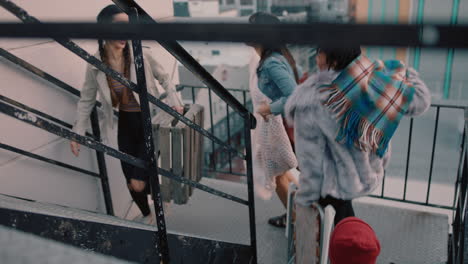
70, 64, 98, 156
285, 70, 336, 125
72, 64, 98, 136
144, 49, 183, 107
285, 80, 304, 124
265, 58, 297, 115
405, 68, 431, 117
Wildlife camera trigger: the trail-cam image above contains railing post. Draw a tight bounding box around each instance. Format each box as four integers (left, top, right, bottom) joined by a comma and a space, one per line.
453, 109, 468, 264
129, 8, 170, 264
208, 88, 216, 170
455, 153, 468, 264
226, 104, 232, 173
90, 108, 114, 215
243, 114, 258, 264
426, 106, 441, 204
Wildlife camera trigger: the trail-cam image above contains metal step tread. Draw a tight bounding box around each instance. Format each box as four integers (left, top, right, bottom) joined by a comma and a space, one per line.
354, 199, 449, 264
0, 225, 136, 264
165, 178, 450, 264
0, 194, 158, 232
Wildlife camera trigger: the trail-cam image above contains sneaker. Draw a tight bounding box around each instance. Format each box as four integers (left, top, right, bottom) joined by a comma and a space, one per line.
140, 213, 155, 225
268, 213, 287, 228
133, 208, 155, 225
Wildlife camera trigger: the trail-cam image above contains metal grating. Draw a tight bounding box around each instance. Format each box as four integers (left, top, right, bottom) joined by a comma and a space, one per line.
354, 200, 449, 264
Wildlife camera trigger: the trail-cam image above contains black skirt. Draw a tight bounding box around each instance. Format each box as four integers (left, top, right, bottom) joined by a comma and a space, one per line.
117, 111, 150, 184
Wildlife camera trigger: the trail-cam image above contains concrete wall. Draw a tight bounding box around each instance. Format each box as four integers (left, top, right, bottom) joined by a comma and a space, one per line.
0, 0, 178, 218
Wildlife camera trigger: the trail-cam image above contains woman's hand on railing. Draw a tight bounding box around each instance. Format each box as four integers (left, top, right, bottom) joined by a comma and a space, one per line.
172, 105, 184, 115
70, 141, 80, 157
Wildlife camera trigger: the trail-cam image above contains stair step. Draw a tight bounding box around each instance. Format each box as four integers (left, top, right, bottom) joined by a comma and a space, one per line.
0, 225, 136, 264
0, 194, 158, 232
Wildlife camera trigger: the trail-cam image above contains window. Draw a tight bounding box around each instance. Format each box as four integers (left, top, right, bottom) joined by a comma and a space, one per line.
211, 50, 220, 56
240, 9, 254, 16
241, 0, 253, 5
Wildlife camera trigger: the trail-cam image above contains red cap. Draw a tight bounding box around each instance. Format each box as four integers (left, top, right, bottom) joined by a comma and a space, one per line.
329, 217, 381, 264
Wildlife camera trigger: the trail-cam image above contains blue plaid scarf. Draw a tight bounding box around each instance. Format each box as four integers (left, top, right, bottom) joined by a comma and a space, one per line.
320, 55, 416, 157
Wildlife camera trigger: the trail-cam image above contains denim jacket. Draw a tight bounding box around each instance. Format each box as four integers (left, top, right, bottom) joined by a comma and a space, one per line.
257, 52, 297, 115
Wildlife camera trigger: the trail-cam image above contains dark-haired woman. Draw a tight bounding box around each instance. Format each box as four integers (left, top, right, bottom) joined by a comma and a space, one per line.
248, 12, 300, 228
285, 45, 431, 225
70, 5, 183, 224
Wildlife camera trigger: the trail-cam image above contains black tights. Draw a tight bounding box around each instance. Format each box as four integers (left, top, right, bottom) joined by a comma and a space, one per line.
129, 190, 151, 217
318, 196, 355, 226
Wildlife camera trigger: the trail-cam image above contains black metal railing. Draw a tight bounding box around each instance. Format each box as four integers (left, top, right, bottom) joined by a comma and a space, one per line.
177, 84, 252, 177
371, 102, 467, 210
180, 80, 468, 210
1, 0, 468, 263
450, 108, 468, 264
0, 1, 258, 263
0, 47, 115, 215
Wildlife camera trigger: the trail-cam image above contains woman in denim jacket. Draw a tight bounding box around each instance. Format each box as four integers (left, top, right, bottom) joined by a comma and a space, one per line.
248, 12, 300, 228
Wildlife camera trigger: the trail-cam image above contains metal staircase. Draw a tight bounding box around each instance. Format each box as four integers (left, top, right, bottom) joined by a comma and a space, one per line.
1, 0, 468, 263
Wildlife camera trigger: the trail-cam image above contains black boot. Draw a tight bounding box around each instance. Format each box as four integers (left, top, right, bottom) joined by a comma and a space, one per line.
129, 190, 151, 217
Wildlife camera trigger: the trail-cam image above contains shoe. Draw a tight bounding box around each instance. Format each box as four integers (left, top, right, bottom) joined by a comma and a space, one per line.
133, 208, 155, 225
140, 214, 155, 225
268, 213, 287, 228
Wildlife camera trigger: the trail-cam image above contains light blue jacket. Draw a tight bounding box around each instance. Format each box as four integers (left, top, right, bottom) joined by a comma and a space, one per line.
257, 52, 297, 115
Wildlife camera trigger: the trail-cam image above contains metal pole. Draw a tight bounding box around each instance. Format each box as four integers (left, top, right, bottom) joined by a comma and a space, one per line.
381, 170, 386, 198
244, 115, 258, 264
456, 153, 468, 264
90, 108, 114, 215
243, 91, 247, 108
208, 88, 216, 170
393, 0, 400, 59
0, 142, 99, 178
442, 0, 461, 99
379, 0, 387, 60
129, 8, 170, 263
366, 0, 373, 56
412, 0, 425, 70
403, 118, 414, 201
226, 104, 232, 173
192, 87, 196, 104
426, 107, 440, 204
454, 127, 466, 209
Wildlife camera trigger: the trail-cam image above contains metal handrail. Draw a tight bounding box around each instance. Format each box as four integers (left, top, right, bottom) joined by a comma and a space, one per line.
1, 22, 468, 49
111, 0, 253, 120
0, 2, 259, 263
0, 142, 100, 178
0, 0, 244, 160
451, 109, 468, 264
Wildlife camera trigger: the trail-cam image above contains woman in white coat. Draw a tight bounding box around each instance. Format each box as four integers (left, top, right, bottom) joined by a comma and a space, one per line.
70, 5, 183, 224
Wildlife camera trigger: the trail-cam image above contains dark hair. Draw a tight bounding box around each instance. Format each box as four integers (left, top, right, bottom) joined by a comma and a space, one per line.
97, 5, 131, 107
249, 12, 299, 83
97, 4, 123, 23
317, 46, 362, 71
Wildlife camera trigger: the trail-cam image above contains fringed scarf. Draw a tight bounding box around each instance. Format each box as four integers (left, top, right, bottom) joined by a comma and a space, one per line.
320, 55, 416, 157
